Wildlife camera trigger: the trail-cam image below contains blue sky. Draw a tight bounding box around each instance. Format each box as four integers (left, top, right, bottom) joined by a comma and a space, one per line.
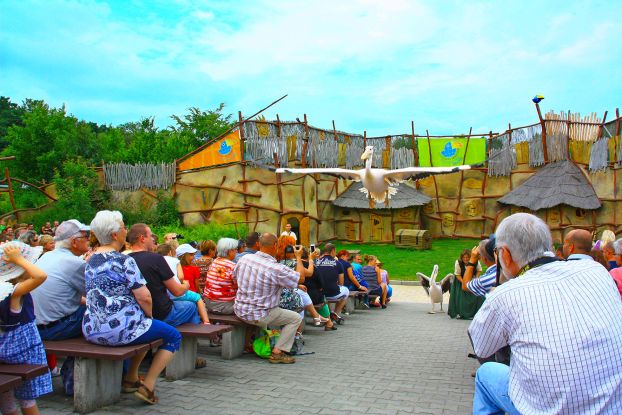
1, 0, 621, 136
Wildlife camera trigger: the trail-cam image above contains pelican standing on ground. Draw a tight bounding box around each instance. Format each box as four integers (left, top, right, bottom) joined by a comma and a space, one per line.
416, 265, 452, 314
275, 146, 472, 208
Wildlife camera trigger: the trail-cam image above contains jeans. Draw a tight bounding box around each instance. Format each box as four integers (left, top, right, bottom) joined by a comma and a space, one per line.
37, 305, 86, 396
473, 362, 520, 415
127, 319, 181, 353
162, 301, 200, 327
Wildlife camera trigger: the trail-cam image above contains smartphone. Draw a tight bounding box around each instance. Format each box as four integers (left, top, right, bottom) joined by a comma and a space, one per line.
310, 244, 316, 253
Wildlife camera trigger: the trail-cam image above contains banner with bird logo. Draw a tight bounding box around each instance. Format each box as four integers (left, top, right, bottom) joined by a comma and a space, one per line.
417, 137, 487, 167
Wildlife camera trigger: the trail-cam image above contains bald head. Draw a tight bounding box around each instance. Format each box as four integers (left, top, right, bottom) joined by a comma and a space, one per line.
259, 233, 278, 258
563, 229, 593, 257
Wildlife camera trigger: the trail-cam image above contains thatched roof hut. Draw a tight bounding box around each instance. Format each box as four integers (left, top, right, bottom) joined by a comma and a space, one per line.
498, 160, 601, 211
333, 182, 431, 209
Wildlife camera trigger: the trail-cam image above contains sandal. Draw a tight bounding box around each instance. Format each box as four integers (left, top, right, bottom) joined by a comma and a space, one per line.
134, 384, 158, 405
195, 358, 207, 369
313, 316, 329, 326
325, 324, 337, 331
121, 379, 142, 393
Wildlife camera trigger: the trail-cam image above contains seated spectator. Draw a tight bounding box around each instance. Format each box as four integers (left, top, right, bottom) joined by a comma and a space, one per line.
316, 243, 349, 322
4, 227, 15, 241
163, 233, 181, 250
610, 239, 622, 297
590, 249, 610, 270
237, 239, 246, 254
280, 245, 333, 330
157, 243, 210, 325
0, 243, 52, 415
302, 248, 332, 320
562, 229, 594, 260
461, 237, 497, 297
234, 232, 260, 263
128, 224, 200, 327
361, 255, 388, 308
203, 238, 238, 315
377, 261, 392, 302
176, 244, 201, 293
51, 220, 59, 235
38, 234, 55, 256
32, 219, 90, 394
470, 213, 622, 414
448, 249, 483, 319
603, 241, 619, 270
83, 210, 180, 405
337, 250, 368, 293
234, 233, 304, 364
40, 221, 54, 236
594, 229, 616, 251
192, 240, 216, 293
18, 230, 39, 248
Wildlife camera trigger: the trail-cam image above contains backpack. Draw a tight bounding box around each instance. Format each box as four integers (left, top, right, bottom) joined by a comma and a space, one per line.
279, 288, 304, 312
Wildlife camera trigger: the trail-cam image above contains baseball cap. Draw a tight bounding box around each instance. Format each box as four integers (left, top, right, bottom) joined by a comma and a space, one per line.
54, 220, 90, 241
176, 243, 197, 257
0, 242, 42, 284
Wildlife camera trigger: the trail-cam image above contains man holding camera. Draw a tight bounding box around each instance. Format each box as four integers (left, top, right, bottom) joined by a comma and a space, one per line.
469, 213, 622, 414
233, 233, 305, 364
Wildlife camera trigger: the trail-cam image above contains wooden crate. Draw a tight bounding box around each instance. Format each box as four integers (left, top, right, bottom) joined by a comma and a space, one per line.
394, 229, 431, 250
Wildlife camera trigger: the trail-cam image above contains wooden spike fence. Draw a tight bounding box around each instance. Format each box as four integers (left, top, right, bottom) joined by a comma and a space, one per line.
103, 163, 176, 191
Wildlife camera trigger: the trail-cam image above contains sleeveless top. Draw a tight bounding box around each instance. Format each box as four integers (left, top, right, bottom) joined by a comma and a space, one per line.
361, 266, 380, 290
0, 292, 36, 332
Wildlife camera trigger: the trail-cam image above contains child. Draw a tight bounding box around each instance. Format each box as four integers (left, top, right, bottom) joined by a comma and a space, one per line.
156, 243, 210, 325
176, 244, 201, 294
0, 242, 52, 415
377, 261, 392, 303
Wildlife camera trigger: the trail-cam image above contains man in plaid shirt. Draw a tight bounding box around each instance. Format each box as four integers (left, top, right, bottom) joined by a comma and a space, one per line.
233, 233, 305, 364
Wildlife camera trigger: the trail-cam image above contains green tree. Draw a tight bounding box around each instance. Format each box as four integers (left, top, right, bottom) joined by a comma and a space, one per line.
0, 96, 25, 150
170, 103, 234, 147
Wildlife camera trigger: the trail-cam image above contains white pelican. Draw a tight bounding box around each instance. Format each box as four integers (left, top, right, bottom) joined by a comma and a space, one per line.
275, 145, 471, 208
416, 265, 452, 314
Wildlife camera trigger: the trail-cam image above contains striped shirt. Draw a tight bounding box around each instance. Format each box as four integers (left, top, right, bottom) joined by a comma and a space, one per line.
467, 264, 496, 297
233, 251, 300, 322
469, 259, 622, 414
203, 257, 237, 302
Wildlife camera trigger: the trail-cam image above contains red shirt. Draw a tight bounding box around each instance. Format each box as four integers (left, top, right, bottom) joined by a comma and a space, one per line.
182, 265, 200, 293
203, 257, 237, 302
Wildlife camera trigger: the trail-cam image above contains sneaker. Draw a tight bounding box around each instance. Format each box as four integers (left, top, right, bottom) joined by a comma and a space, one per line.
362, 303, 370, 309
269, 352, 296, 364
50, 367, 61, 378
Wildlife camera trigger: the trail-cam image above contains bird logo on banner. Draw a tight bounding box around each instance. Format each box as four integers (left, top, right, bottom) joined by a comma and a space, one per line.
218, 139, 232, 155
441, 142, 457, 158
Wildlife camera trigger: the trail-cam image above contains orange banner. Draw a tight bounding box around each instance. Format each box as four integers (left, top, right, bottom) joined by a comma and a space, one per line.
178, 130, 241, 170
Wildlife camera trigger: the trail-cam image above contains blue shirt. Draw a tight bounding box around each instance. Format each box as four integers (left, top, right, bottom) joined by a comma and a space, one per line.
82, 251, 151, 346
567, 253, 594, 261
234, 249, 257, 263
467, 264, 497, 297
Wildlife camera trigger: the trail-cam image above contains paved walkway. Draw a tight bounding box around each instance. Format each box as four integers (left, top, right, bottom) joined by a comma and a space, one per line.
39, 287, 478, 414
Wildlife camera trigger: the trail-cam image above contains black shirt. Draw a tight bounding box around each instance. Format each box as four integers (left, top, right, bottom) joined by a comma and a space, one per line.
315, 255, 344, 298
129, 251, 174, 320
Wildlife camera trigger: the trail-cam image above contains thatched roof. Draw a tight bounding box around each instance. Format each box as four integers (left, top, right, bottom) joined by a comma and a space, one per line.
498, 160, 601, 210
333, 182, 432, 210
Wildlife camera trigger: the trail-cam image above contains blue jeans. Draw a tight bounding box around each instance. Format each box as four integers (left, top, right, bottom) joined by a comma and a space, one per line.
162, 301, 200, 327
473, 362, 520, 415
37, 305, 86, 396
127, 320, 181, 353
37, 305, 86, 341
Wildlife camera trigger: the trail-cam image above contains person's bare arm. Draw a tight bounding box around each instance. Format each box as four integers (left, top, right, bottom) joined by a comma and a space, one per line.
293, 246, 306, 283
5, 245, 47, 300
347, 266, 367, 291
132, 286, 153, 317
462, 246, 479, 292
375, 267, 382, 285
164, 276, 187, 297
303, 250, 320, 277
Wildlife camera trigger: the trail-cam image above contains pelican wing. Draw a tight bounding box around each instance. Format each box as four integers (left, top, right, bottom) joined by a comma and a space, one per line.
382, 165, 471, 182
416, 272, 431, 295
275, 167, 361, 181
440, 273, 453, 293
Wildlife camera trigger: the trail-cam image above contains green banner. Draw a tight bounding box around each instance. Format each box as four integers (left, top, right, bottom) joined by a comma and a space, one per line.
417, 137, 487, 167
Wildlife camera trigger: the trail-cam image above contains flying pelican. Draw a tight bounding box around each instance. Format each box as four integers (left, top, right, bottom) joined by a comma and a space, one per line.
416, 265, 453, 314
275, 145, 472, 207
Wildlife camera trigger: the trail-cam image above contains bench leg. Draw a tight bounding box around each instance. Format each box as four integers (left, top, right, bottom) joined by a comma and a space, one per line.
73, 357, 122, 414
345, 296, 356, 314
221, 326, 245, 360
166, 337, 198, 381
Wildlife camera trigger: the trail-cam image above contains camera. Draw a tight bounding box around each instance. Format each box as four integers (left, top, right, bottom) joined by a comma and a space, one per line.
174, 234, 185, 240
310, 244, 316, 253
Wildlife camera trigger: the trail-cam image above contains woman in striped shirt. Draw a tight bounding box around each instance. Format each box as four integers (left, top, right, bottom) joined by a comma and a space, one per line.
203, 238, 239, 315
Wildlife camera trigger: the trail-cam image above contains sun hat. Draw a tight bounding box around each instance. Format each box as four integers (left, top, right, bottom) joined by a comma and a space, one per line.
54, 219, 90, 242
176, 243, 197, 257
0, 242, 42, 284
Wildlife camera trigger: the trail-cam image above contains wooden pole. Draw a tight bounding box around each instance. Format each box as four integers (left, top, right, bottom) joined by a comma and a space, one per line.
5, 168, 16, 212
426, 130, 433, 167
535, 102, 548, 163
363, 131, 367, 148
238, 111, 249, 223
411, 121, 418, 166
301, 114, 310, 168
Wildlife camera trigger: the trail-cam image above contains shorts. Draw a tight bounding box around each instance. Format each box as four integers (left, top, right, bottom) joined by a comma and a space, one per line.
325, 286, 349, 301
174, 290, 201, 303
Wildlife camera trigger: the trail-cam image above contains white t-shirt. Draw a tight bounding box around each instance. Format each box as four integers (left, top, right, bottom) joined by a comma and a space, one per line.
281, 231, 297, 241
163, 256, 181, 298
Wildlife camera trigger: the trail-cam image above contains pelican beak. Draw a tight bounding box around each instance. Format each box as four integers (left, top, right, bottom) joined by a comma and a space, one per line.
361, 148, 372, 160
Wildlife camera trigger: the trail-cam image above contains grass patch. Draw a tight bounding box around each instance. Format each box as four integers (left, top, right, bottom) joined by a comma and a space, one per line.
151, 223, 247, 245
334, 239, 478, 281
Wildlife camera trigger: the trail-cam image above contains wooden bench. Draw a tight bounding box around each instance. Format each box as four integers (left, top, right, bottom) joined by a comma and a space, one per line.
166, 323, 233, 380
0, 374, 22, 393
0, 364, 48, 380
208, 314, 256, 360
43, 337, 162, 414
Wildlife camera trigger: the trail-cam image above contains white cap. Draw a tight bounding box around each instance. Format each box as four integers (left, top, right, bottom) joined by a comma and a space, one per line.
54, 219, 90, 241
176, 243, 197, 257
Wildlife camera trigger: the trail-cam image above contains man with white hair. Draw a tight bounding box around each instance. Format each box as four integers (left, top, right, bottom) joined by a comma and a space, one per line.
32, 219, 91, 394
469, 213, 622, 414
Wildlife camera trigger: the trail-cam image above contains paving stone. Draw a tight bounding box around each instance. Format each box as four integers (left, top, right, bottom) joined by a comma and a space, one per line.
38, 286, 476, 414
